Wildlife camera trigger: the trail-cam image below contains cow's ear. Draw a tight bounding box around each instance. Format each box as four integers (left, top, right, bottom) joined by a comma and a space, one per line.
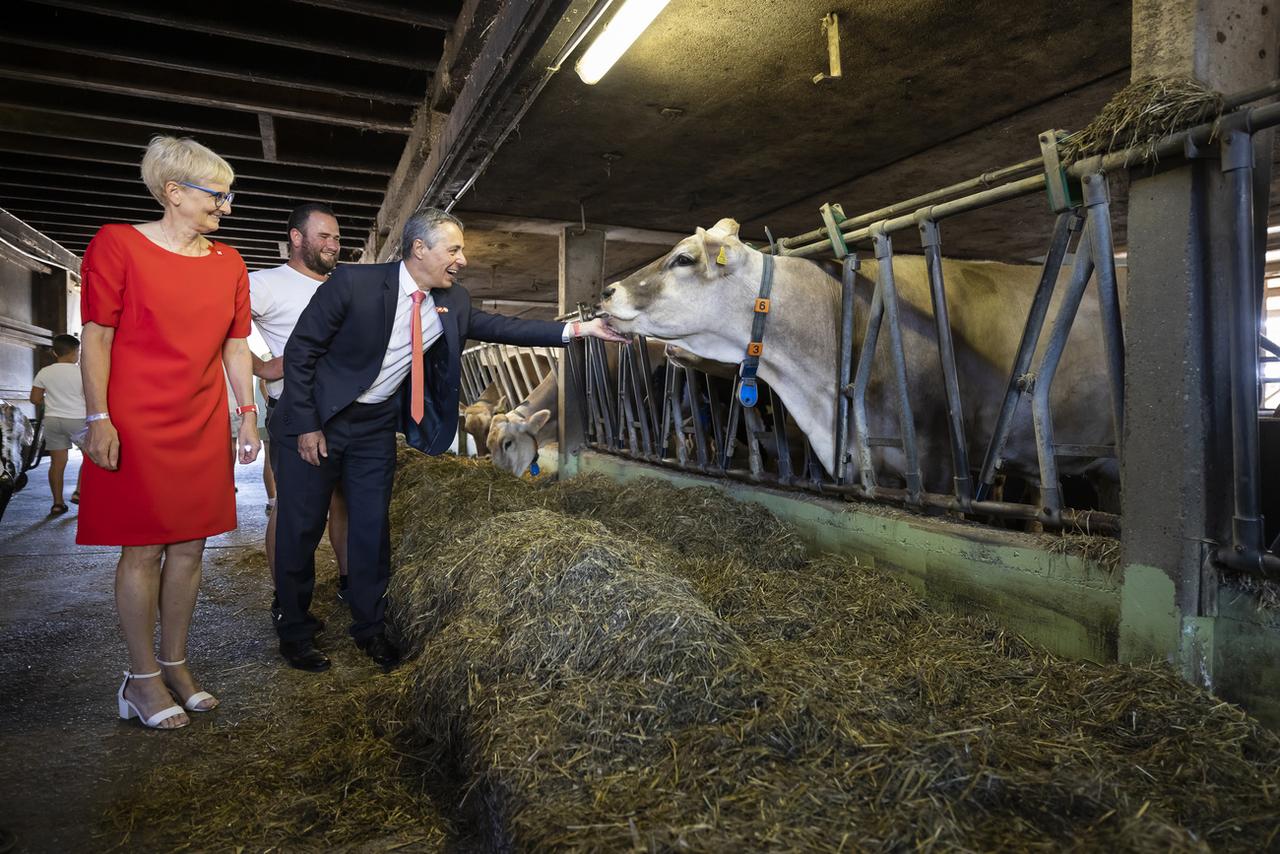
698, 225, 747, 276
458, 402, 469, 415
491, 413, 508, 426
528, 409, 551, 432
479, 385, 500, 404
496, 395, 508, 411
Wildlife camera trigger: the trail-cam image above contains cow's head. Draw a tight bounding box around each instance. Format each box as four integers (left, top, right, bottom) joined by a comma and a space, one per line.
458, 386, 507, 456
599, 218, 758, 363
487, 409, 551, 477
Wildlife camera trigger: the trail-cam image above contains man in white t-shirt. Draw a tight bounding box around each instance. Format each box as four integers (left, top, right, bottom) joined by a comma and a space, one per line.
30, 334, 86, 514
251, 203, 349, 628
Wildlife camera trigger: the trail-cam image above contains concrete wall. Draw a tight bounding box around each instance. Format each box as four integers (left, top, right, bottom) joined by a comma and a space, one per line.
572, 452, 1280, 730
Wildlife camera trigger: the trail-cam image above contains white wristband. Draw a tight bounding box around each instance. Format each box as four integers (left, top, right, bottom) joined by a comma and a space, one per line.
85, 412, 110, 423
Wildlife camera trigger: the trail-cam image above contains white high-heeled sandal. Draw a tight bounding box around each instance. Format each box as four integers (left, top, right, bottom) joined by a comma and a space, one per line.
156, 658, 218, 712
117, 670, 187, 729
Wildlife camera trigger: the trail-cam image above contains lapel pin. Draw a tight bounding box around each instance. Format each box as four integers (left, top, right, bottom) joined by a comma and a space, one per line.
436, 306, 449, 314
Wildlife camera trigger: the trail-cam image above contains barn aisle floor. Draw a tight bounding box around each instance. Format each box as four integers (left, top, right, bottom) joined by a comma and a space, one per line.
0, 451, 366, 853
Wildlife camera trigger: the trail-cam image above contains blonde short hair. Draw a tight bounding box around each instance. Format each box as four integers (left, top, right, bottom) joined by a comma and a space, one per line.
140, 135, 235, 205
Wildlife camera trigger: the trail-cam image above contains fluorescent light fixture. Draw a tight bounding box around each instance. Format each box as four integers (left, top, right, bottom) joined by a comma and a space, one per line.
574, 0, 671, 85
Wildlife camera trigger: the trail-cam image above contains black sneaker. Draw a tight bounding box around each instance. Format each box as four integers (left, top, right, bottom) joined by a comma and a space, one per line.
336, 575, 349, 604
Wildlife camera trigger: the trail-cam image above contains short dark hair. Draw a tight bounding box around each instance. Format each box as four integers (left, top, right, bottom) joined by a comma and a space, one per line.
402, 208, 463, 257
287, 203, 336, 239
51, 334, 80, 357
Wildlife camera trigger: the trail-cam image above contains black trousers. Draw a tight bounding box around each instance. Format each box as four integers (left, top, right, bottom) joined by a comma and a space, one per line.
272, 398, 397, 642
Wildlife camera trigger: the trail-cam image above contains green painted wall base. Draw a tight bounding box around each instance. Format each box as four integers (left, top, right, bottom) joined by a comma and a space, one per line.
572, 453, 1280, 729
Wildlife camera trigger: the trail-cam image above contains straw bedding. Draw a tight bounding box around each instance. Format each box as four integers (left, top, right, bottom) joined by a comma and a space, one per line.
105, 450, 1280, 851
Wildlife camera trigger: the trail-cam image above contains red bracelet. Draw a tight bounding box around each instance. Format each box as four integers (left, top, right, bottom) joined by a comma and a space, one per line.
236, 404, 258, 415
572, 320, 582, 338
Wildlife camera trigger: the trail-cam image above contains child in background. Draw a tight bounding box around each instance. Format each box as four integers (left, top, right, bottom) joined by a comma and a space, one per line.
30, 334, 86, 515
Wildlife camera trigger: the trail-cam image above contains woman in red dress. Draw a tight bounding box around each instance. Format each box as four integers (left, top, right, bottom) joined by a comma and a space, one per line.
79, 136, 262, 730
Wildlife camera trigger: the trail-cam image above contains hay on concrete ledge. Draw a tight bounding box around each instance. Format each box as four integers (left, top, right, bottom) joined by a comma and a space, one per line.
1060, 75, 1224, 165
386, 456, 1280, 851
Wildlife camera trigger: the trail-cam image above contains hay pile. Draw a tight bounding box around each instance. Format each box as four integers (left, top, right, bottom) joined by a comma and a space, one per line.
1059, 75, 1224, 165
101, 670, 448, 851
386, 452, 1280, 851
104, 451, 1280, 850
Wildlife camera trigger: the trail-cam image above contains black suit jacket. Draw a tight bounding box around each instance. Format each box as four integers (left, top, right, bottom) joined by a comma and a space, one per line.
273, 261, 566, 454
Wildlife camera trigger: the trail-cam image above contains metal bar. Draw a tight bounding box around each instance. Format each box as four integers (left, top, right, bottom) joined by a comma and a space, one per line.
742, 401, 767, 477
777, 157, 1044, 250
1030, 228, 1096, 514
768, 385, 794, 484
722, 380, 742, 470
625, 339, 656, 457
784, 176, 1047, 258
586, 449, 1120, 535
918, 218, 972, 505
976, 210, 1082, 496
703, 370, 727, 470
666, 365, 689, 465
776, 82, 1280, 258
1220, 128, 1266, 564
588, 338, 618, 448
836, 254, 858, 485
511, 346, 537, 400
873, 227, 923, 503
850, 268, 885, 491
1082, 173, 1126, 441
684, 367, 710, 469
617, 344, 640, 456
635, 337, 662, 444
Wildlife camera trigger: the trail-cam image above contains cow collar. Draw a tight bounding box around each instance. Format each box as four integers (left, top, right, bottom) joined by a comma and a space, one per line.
737, 230, 777, 408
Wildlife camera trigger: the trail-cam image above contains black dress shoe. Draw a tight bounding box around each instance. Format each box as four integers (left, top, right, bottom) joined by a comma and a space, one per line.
357, 634, 401, 669
280, 639, 331, 672
271, 599, 325, 633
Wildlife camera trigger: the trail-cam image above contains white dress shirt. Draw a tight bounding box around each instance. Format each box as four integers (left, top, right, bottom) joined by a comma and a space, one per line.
358, 262, 577, 406
358, 262, 445, 404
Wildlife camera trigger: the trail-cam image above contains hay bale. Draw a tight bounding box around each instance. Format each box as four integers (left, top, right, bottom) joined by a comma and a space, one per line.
1060, 75, 1224, 165
390, 508, 763, 848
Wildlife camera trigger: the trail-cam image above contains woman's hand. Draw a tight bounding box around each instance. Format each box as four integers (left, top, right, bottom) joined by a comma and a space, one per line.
85, 418, 120, 471
236, 416, 261, 464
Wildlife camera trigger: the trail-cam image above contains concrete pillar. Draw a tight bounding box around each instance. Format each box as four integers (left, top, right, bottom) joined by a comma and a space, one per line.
1120, 0, 1279, 664
557, 227, 606, 476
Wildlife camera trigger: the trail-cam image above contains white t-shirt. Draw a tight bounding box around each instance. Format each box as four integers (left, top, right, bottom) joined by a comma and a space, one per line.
33, 362, 85, 419
249, 263, 326, 399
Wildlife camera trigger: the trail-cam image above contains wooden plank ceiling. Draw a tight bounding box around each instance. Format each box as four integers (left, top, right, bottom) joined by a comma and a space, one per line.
0, 0, 458, 270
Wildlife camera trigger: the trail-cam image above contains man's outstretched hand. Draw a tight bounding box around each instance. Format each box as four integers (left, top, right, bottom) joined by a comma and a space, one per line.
575, 317, 629, 343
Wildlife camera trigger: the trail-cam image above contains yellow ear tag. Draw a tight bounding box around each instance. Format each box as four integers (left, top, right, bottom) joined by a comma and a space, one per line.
716, 246, 728, 266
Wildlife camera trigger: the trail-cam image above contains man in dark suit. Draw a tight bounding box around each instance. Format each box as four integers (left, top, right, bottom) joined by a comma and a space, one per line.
270, 208, 624, 671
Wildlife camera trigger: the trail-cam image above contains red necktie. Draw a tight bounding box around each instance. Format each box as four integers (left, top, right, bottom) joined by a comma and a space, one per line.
410, 290, 425, 423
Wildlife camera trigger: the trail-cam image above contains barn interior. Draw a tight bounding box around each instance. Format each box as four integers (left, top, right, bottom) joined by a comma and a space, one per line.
2, 0, 1280, 851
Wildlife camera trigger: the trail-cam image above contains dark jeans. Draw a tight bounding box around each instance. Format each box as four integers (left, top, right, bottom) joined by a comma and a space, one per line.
272, 398, 397, 642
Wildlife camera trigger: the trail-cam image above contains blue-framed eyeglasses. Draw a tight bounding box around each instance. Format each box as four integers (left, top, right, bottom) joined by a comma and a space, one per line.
178, 181, 235, 208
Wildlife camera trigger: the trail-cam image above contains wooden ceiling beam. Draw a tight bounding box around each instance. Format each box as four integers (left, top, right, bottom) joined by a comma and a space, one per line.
0, 30, 425, 105
0, 134, 391, 193
0, 177, 384, 215
17, 213, 367, 247
0, 47, 415, 133
0, 158, 387, 206
0, 196, 376, 230
24, 0, 438, 69
0, 107, 399, 175
288, 0, 455, 29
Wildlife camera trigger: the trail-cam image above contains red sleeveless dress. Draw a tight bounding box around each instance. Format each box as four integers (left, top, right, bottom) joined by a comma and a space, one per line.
76, 224, 251, 546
